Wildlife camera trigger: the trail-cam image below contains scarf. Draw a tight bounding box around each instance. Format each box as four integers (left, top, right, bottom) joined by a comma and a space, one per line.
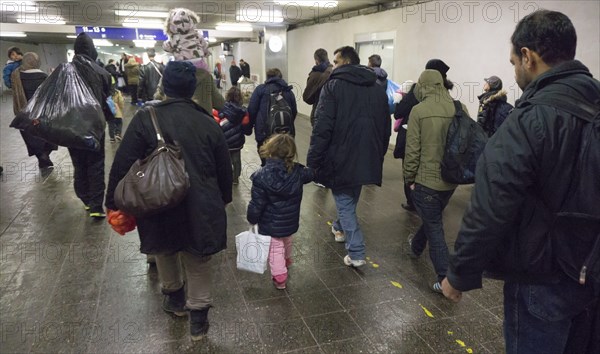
12, 52, 41, 115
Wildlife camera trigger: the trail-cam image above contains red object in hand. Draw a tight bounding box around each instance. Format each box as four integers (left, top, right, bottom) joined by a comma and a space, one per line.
107, 209, 137, 235
241, 112, 250, 126
212, 109, 221, 124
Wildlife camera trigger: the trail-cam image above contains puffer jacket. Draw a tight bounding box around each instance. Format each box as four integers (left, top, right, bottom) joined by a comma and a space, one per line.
477, 90, 514, 136
371, 67, 388, 87
124, 60, 140, 85
247, 77, 297, 143
247, 159, 314, 237
307, 64, 390, 189
219, 102, 248, 150
403, 69, 468, 192
447, 60, 600, 291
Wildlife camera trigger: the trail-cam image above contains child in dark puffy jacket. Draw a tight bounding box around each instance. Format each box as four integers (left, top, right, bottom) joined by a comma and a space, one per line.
247, 134, 314, 290
213, 87, 249, 184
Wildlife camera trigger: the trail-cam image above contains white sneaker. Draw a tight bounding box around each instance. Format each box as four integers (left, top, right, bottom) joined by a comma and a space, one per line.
343, 255, 366, 267
331, 225, 345, 243
313, 182, 326, 188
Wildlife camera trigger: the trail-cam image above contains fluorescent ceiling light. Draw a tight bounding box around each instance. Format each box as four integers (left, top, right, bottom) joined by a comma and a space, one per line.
133, 39, 156, 48
275, 1, 338, 6
208, 37, 217, 43
122, 20, 164, 29
215, 23, 253, 32
115, 10, 169, 18
17, 18, 66, 25
0, 32, 27, 37
93, 39, 114, 47
66, 35, 77, 39
236, 9, 284, 23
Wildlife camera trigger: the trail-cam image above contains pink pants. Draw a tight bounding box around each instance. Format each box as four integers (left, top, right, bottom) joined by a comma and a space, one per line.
269, 236, 293, 282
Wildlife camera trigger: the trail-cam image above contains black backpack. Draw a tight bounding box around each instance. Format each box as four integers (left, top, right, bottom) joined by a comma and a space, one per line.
267, 89, 294, 137
526, 95, 600, 290
441, 101, 489, 184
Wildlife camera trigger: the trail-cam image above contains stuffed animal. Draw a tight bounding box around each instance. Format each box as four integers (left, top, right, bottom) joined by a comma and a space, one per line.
163, 8, 210, 69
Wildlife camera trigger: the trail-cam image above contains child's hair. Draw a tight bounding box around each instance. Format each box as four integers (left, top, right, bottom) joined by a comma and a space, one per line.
225, 86, 243, 105
259, 134, 297, 173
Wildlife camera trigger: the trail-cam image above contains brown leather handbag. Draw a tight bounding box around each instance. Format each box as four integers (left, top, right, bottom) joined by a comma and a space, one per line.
114, 107, 190, 217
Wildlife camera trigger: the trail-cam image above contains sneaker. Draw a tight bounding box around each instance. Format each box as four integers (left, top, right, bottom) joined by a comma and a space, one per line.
273, 279, 286, 290
313, 182, 326, 188
147, 255, 156, 265
37, 153, 54, 169
84, 205, 90, 211
343, 255, 366, 268
89, 207, 106, 218
273, 274, 287, 290
331, 225, 345, 243
432, 281, 444, 294
162, 287, 187, 317
190, 308, 210, 341
115, 134, 122, 142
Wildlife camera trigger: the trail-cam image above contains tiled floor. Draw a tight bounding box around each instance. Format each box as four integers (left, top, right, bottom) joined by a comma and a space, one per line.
0, 92, 505, 353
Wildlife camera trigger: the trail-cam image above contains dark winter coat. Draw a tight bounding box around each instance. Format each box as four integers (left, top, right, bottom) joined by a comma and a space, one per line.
20, 70, 47, 100
247, 159, 314, 237
307, 64, 391, 190
303, 62, 333, 124
138, 60, 164, 101
240, 62, 251, 78
247, 77, 298, 143
477, 90, 514, 136
447, 60, 600, 291
393, 84, 419, 159
105, 63, 119, 81
229, 65, 242, 86
105, 99, 233, 256
371, 67, 388, 88
219, 102, 247, 150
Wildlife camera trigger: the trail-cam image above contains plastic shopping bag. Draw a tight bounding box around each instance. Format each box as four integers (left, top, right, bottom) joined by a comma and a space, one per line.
10, 63, 105, 151
387, 80, 401, 114
117, 76, 126, 88
235, 225, 271, 274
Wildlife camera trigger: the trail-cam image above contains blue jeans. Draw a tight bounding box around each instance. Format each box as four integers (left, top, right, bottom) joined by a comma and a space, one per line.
410, 184, 454, 282
332, 186, 365, 260
504, 276, 599, 354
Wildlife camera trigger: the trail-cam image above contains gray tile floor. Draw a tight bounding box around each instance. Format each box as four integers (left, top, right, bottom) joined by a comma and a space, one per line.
0, 92, 505, 353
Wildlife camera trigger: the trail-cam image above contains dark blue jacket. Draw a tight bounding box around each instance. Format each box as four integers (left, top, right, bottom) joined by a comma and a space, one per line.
247, 77, 297, 143
247, 159, 314, 237
220, 102, 247, 150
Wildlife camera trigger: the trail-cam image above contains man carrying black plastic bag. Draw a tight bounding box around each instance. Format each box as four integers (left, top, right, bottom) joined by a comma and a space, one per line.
70, 33, 112, 218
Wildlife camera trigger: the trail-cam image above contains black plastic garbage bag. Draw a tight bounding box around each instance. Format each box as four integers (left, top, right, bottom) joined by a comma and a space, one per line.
10, 63, 105, 151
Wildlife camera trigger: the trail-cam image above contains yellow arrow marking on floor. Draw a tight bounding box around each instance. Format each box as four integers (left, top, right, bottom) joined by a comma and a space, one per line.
327, 221, 332, 226
366, 257, 371, 260
390, 281, 403, 288
419, 304, 434, 318
372, 263, 379, 268
466, 348, 473, 353
456, 340, 466, 347
447, 331, 453, 335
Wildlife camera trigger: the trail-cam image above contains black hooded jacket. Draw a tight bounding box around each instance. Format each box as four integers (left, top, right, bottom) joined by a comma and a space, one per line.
219, 102, 247, 150
447, 60, 600, 291
72, 33, 112, 111
307, 65, 391, 189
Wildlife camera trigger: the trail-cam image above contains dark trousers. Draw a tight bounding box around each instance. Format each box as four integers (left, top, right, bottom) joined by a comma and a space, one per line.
410, 184, 455, 282
230, 150, 241, 181
504, 276, 599, 354
257, 140, 266, 167
20, 130, 57, 157
107, 118, 123, 139
68, 136, 105, 211
128, 84, 138, 103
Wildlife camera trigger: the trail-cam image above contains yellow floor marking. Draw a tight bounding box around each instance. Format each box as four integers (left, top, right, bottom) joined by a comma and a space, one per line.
447, 331, 453, 335
366, 257, 371, 260
326, 221, 332, 226
466, 348, 473, 353
390, 281, 403, 288
456, 339, 466, 347
372, 263, 379, 268
419, 304, 434, 318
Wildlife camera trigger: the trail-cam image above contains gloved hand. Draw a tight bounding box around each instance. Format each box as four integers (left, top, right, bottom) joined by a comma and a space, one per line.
107, 210, 137, 235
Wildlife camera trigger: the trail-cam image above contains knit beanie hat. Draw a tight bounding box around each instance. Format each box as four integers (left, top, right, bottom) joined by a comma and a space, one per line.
484, 75, 503, 90
425, 59, 450, 78
162, 61, 197, 99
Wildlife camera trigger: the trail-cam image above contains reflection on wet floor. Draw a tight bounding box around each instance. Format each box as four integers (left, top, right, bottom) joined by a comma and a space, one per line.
0, 94, 504, 353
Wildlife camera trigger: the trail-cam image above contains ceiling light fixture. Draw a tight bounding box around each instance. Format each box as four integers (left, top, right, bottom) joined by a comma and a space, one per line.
215, 23, 253, 32
0, 31, 27, 37
93, 39, 114, 47
115, 10, 169, 18
208, 37, 217, 43
66, 35, 77, 39
122, 20, 164, 29
133, 39, 156, 48
275, 0, 338, 6
17, 18, 66, 25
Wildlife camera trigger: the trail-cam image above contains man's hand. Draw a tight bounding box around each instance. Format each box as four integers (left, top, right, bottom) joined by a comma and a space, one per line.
410, 183, 416, 190
442, 278, 462, 303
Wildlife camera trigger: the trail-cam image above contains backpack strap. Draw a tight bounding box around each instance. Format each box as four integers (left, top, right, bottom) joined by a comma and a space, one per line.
525, 93, 599, 123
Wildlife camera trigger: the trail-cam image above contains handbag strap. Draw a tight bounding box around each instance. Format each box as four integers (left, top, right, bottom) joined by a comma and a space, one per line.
147, 107, 166, 144
150, 61, 163, 78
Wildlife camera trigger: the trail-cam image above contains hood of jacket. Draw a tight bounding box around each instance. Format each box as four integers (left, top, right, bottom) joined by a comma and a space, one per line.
74, 33, 97, 61
265, 77, 293, 92
478, 89, 508, 104
414, 69, 453, 103
311, 61, 332, 73
371, 67, 388, 82
330, 64, 377, 87
253, 159, 305, 197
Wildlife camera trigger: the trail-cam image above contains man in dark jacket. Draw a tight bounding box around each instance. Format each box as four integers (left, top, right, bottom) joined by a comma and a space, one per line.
247, 68, 297, 164
70, 33, 112, 218
229, 60, 242, 86
368, 54, 388, 88
303, 48, 333, 127
476, 75, 513, 136
442, 10, 600, 354
307, 46, 391, 267
239, 59, 250, 79
105, 59, 119, 82
138, 49, 164, 102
